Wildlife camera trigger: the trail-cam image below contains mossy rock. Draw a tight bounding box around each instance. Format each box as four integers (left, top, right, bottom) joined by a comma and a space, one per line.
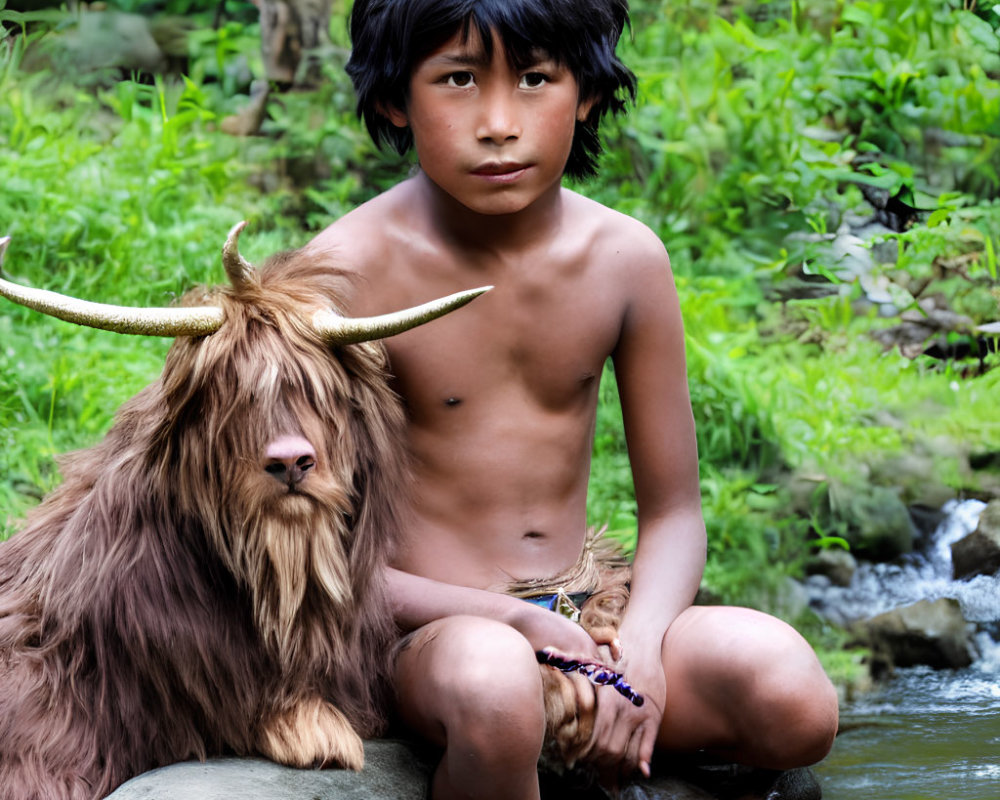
825, 481, 916, 561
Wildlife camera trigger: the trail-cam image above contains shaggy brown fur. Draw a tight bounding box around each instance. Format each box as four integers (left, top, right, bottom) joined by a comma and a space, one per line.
0, 250, 406, 799
508, 532, 631, 771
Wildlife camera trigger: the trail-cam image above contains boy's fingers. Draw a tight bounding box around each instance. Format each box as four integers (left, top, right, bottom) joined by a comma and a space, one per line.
586, 692, 639, 770
627, 722, 656, 778
567, 670, 596, 715
618, 711, 654, 778
537, 646, 613, 671
585, 626, 623, 660
610, 638, 623, 662
636, 723, 656, 778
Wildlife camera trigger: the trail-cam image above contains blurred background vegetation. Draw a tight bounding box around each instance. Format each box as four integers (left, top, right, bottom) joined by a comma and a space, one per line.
1, 0, 999, 674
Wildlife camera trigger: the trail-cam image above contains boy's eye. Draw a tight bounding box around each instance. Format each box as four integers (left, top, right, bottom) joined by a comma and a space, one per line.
519, 72, 549, 89
445, 71, 475, 88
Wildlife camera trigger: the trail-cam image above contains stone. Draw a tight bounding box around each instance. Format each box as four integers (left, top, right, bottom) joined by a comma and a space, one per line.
621, 764, 822, 800
855, 598, 974, 670
107, 741, 822, 800
106, 740, 432, 800
58, 12, 166, 75
806, 547, 857, 587
829, 483, 915, 561
952, 500, 1000, 580
618, 778, 717, 800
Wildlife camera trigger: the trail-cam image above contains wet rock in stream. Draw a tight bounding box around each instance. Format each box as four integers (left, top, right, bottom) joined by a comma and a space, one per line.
951, 499, 1000, 580
853, 597, 975, 671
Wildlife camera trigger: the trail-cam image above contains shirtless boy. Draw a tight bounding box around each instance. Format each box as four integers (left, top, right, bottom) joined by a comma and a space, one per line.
305, 1, 839, 797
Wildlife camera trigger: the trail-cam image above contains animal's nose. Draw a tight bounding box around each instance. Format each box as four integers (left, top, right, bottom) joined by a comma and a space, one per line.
264, 435, 317, 488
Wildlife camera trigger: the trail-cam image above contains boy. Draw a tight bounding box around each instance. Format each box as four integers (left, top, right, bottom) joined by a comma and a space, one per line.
304, 1, 839, 797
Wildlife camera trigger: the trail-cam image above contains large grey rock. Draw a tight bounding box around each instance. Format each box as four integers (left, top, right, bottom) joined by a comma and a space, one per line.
106, 740, 431, 800
107, 741, 821, 800
952, 499, 1000, 580
855, 598, 974, 670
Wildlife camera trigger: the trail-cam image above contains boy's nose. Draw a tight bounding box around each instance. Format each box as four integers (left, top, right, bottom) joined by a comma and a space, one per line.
477, 91, 521, 143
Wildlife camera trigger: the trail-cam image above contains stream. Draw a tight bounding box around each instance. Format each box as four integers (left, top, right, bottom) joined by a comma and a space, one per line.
810, 500, 1000, 799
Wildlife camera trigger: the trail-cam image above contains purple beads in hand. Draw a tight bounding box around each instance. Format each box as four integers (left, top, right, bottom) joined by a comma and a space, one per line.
536, 650, 645, 707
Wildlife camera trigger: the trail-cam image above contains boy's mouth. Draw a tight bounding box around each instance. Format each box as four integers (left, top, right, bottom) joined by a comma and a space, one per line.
470, 161, 529, 182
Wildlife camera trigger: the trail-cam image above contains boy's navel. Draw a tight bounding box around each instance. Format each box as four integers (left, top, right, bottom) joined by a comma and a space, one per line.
443, 396, 462, 407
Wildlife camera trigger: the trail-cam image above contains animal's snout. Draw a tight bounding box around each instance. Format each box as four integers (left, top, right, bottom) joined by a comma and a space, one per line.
264, 435, 317, 489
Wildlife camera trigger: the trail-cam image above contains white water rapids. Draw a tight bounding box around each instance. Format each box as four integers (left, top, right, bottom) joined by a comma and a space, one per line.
808, 498, 1000, 629
812, 500, 1000, 800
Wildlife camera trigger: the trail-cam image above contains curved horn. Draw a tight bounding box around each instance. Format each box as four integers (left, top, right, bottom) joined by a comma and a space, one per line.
222, 220, 256, 288
0, 235, 224, 337
313, 286, 492, 345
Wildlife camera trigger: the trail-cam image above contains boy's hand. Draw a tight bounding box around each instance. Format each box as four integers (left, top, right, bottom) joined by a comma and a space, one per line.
506, 601, 609, 667
579, 645, 666, 785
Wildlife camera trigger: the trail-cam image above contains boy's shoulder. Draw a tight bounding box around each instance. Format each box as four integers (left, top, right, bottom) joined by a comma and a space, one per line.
309, 182, 414, 257
304, 183, 671, 309
304, 183, 427, 304
563, 188, 671, 275
565, 188, 659, 235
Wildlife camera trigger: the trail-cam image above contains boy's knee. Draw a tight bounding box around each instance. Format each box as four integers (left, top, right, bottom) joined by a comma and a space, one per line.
744, 632, 840, 768
685, 609, 838, 768
414, 616, 546, 749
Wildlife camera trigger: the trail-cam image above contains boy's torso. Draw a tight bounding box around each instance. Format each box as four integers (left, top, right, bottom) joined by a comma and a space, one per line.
308, 178, 654, 590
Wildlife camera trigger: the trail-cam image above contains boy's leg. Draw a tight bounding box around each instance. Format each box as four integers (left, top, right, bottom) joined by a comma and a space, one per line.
394, 615, 547, 800
655, 606, 839, 770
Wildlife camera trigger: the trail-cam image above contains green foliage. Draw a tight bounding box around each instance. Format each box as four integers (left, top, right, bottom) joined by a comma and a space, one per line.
586, 0, 1000, 271
0, 16, 290, 533
2, 1, 999, 621
581, 0, 1000, 603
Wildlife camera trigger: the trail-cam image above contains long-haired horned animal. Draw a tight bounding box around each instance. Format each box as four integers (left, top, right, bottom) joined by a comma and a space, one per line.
0, 225, 488, 800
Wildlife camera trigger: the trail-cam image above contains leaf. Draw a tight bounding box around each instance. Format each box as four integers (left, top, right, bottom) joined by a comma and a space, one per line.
926, 208, 950, 227
812, 536, 851, 551
956, 10, 1000, 53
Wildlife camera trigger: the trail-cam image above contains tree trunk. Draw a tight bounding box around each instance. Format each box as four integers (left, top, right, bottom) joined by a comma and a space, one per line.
252, 0, 333, 87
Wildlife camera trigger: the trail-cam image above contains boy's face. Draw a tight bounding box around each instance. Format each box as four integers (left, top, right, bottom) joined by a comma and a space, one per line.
386, 27, 593, 216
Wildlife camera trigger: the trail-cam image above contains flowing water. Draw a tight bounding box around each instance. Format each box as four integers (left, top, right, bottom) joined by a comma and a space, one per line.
809, 500, 1000, 800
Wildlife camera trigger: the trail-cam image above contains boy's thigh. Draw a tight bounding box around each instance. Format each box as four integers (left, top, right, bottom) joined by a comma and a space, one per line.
393, 615, 544, 747
657, 606, 827, 736
662, 605, 816, 670
662, 605, 828, 691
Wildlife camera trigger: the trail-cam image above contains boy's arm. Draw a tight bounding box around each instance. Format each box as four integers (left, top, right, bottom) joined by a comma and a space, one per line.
585, 229, 706, 778
386, 566, 614, 665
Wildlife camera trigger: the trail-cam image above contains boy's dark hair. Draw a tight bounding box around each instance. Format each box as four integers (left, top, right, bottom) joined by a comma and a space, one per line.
346, 0, 637, 179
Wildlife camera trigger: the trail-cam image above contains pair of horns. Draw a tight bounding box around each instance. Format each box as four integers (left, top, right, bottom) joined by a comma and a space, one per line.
0, 223, 489, 344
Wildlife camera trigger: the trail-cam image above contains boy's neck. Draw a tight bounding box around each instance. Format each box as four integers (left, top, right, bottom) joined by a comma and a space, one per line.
413, 171, 566, 258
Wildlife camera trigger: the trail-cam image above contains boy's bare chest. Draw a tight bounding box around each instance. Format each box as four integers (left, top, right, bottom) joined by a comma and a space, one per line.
385, 271, 623, 417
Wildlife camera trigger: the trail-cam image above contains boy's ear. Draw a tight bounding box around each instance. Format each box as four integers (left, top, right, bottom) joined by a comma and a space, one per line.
576, 94, 598, 123
378, 101, 409, 129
